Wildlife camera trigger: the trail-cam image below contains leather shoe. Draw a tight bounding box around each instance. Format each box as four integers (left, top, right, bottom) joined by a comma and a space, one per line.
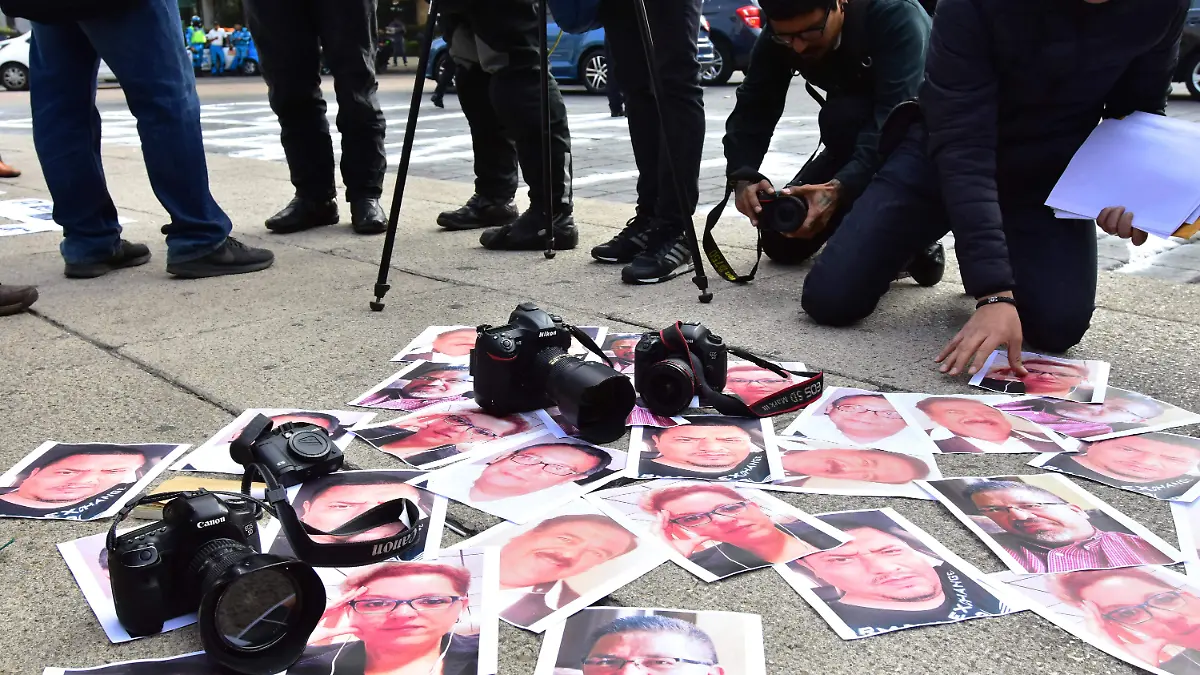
0, 161, 20, 178
480, 209, 577, 251
0, 283, 37, 315
352, 198, 387, 235
438, 194, 519, 231
64, 240, 152, 279
265, 196, 339, 234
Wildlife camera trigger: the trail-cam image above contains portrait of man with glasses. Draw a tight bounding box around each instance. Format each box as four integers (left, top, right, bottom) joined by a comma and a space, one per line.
422, 435, 622, 523
787, 388, 930, 453
306, 558, 490, 675
352, 362, 476, 412
353, 404, 537, 469
975, 354, 1104, 403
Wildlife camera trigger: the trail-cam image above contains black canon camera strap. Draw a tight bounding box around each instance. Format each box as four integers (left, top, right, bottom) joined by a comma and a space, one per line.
233, 414, 427, 567
657, 322, 825, 417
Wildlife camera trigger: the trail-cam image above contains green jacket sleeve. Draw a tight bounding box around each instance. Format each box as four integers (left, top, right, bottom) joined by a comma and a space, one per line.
723, 31, 795, 180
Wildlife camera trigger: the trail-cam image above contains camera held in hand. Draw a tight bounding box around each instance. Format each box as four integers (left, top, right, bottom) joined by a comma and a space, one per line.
229, 418, 342, 488
635, 322, 728, 417
471, 302, 636, 444
757, 188, 808, 235
108, 491, 325, 675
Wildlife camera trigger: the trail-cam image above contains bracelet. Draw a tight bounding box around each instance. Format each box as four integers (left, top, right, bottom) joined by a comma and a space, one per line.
976, 296, 1017, 310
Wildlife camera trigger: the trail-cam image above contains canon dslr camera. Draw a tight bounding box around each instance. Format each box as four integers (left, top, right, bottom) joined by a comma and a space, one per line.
109, 491, 325, 674
472, 302, 635, 444
635, 322, 728, 416
229, 417, 342, 488
756, 187, 808, 235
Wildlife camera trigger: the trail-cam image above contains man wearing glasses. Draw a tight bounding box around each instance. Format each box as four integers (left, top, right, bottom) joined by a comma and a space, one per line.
801, 391, 928, 452
356, 364, 474, 411
307, 561, 478, 675
964, 480, 1173, 573
354, 408, 533, 467
979, 358, 1092, 401
724, 0, 941, 276
1051, 567, 1200, 672
580, 615, 726, 675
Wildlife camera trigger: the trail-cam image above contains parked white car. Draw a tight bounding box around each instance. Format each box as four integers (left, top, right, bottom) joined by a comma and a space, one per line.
0, 32, 117, 92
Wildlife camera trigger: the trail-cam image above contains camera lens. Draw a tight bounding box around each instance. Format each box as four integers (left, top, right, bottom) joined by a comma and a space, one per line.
536, 347, 636, 444
641, 357, 697, 417
190, 539, 325, 675
767, 194, 808, 234
286, 428, 333, 460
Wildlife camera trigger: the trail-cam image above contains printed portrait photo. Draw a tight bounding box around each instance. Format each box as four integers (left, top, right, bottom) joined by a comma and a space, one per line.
1172, 499, 1200, 578
419, 432, 627, 524
307, 550, 499, 675
919, 473, 1182, 573
350, 360, 474, 412
777, 508, 1014, 640
887, 393, 1070, 454
782, 387, 934, 454
765, 437, 939, 499
449, 499, 669, 633
172, 408, 374, 474
534, 607, 766, 675
1031, 433, 1200, 502
991, 566, 1200, 675
0, 442, 187, 521
587, 479, 848, 583
569, 326, 609, 358
971, 350, 1111, 403
630, 416, 782, 483
267, 470, 446, 562
391, 325, 478, 364
44, 646, 383, 675
722, 361, 809, 405
59, 529, 198, 643
596, 332, 640, 374
353, 401, 545, 470
996, 387, 1200, 442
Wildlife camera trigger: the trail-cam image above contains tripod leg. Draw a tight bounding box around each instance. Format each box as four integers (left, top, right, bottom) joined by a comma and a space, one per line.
538, 0, 556, 258
630, 0, 712, 303
371, 0, 441, 311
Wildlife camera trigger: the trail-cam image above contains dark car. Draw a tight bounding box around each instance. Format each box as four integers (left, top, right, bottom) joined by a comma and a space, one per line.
1175, 0, 1200, 100
701, 0, 763, 85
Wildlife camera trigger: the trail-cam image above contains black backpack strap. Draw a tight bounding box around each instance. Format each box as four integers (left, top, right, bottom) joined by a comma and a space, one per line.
839, 0, 874, 72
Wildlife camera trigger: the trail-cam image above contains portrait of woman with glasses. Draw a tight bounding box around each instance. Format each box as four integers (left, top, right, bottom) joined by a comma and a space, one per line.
354, 404, 538, 469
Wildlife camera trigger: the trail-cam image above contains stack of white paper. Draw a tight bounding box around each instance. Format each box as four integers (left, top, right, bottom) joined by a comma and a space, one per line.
1046, 112, 1200, 238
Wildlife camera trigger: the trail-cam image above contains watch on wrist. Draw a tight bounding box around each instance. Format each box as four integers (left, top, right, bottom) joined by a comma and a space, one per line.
976, 295, 1017, 310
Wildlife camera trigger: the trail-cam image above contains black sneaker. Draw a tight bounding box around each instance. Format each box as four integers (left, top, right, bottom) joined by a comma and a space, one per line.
166, 237, 275, 279
621, 229, 693, 284
590, 215, 654, 264
479, 209, 577, 251
64, 240, 152, 279
437, 194, 519, 231
897, 242, 946, 287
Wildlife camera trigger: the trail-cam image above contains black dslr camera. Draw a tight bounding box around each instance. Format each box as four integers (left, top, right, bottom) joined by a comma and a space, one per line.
635, 322, 728, 416
229, 419, 342, 488
756, 188, 808, 234
109, 491, 325, 675
472, 302, 635, 444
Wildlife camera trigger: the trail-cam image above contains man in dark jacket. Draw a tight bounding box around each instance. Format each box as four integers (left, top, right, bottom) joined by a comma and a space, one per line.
725, 0, 941, 273
801, 0, 1186, 375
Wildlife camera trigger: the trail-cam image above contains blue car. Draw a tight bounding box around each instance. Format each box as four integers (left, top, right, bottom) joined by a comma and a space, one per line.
426, 18, 717, 94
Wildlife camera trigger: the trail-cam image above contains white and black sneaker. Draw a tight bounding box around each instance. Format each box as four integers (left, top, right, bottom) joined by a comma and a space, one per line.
590, 215, 654, 263
620, 228, 694, 284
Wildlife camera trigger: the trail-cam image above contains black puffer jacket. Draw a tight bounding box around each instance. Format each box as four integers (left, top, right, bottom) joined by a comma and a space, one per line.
920, 0, 1188, 298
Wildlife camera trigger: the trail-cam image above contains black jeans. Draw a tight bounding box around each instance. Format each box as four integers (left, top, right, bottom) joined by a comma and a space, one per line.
599, 0, 704, 232
604, 35, 623, 113
246, 0, 386, 202
801, 126, 1097, 353
447, 0, 572, 210
434, 57, 456, 98
759, 94, 872, 264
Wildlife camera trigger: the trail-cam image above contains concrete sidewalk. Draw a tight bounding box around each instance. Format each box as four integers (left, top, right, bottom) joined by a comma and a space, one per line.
2, 132, 1199, 675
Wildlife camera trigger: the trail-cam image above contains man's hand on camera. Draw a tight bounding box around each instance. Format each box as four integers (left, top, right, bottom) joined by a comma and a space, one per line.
735, 179, 774, 227
935, 291, 1028, 377
783, 180, 842, 239
1097, 206, 1149, 246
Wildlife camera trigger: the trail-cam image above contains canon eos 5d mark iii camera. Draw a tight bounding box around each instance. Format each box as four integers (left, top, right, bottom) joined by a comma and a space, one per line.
471, 302, 635, 444
635, 322, 728, 416
108, 490, 325, 675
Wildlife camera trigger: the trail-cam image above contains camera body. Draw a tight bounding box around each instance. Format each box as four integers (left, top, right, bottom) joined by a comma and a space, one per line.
471, 301, 574, 414
634, 323, 728, 415
757, 189, 808, 235
110, 492, 260, 637
230, 421, 342, 488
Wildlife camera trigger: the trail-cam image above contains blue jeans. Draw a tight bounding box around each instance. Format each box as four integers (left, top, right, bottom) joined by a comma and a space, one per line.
209, 44, 226, 74
30, 0, 231, 265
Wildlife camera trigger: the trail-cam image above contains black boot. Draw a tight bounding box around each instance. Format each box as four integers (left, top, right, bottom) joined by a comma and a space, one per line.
351, 198, 386, 235
479, 208, 577, 251
265, 196, 339, 234
437, 194, 519, 231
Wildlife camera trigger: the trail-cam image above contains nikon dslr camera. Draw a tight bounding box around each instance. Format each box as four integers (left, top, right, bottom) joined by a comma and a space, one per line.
472, 302, 635, 444
635, 322, 728, 416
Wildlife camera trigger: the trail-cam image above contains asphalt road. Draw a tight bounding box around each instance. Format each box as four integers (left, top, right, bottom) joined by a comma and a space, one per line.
1, 71, 1199, 282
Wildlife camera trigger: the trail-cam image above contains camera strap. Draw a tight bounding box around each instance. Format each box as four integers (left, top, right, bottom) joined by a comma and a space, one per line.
701, 167, 769, 284
240, 464, 426, 568
659, 322, 825, 418
566, 323, 617, 368
106, 489, 273, 551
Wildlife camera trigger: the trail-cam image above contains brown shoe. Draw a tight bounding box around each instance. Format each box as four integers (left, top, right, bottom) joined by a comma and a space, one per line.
0, 283, 37, 315
0, 161, 20, 178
